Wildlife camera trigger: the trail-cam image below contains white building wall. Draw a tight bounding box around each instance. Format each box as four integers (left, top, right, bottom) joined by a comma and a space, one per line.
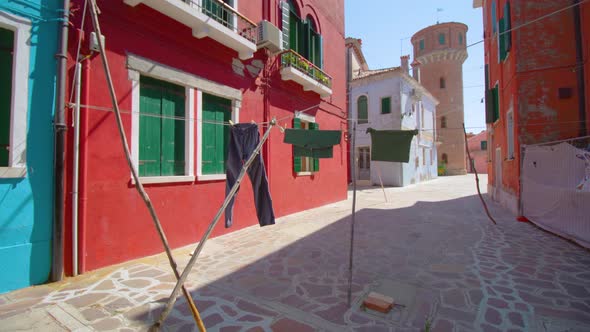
351, 73, 437, 187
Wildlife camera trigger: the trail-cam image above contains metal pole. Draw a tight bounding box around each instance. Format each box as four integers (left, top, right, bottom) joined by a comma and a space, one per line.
87, 2, 205, 330
347, 121, 357, 306
72, 62, 82, 276
155, 120, 276, 327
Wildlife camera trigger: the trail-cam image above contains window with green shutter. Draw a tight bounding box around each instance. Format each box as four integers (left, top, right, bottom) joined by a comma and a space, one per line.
491, 0, 497, 33
284, 0, 323, 68
201, 93, 232, 175
293, 118, 319, 174
357, 96, 368, 124
458, 33, 463, 45
0, 27, 13, 167
381, 97, 391, 114
439, 33, 445, 45
499, 1, 511, 61
481, 140, 488, 150
419, 39, 425, 50
139, 76, 185, 177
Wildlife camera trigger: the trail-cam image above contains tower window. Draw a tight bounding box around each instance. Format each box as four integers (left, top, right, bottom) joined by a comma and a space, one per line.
439, 33, 445, 45
459, 33, 463, 45
440, 77, 446, 89
419, 39, 425, 50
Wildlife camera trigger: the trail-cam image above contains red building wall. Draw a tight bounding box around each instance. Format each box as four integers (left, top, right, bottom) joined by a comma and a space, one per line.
467, 131, 488, 174
63, 0, 346, 273
583, 1, 590, 134
481, 0, 586, 213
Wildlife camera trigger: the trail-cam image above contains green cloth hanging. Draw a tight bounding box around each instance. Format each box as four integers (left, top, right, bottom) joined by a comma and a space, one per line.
366, 128, 418, 162
284, 129, 342, 158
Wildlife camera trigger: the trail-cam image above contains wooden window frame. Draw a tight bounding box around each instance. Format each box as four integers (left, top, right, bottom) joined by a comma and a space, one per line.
0, 14, 30, 178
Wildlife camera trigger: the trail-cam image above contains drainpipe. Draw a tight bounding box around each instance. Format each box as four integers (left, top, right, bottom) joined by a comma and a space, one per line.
72, 62, 81, 276
51, 0, 71, 282
573, 0, 587, 137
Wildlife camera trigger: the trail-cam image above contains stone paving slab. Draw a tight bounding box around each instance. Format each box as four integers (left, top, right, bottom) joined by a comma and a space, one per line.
1, 175, 590, 331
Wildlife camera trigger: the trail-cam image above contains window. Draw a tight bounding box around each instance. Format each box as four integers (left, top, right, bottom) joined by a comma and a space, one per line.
381, 97, 391, 114
440, 77, 446, 89
507, 109, 514, 159
438, 33, 445, 45
293, 118, 319, 174
201, 93, 232, 175
357, 95, 368, 124
285, 1, 323, 68
138, 76, 186, 177
0, 27, 14, 168
0, 15, 31, 178
419, 39, 425, 50
458, 33, 463, 45
441, 153, 448, 164
481, 140, 488, 150
441, 116, 447, 128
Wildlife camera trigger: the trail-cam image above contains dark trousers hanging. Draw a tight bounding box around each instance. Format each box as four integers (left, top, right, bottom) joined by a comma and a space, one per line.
225, 123, 275, 228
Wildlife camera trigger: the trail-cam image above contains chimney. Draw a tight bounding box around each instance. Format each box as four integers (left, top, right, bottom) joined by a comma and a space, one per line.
411, 59, 421, 83
400, 55, 410, 74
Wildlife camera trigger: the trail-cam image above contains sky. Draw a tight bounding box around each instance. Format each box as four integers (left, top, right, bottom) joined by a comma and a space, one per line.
345, 0, 486, 133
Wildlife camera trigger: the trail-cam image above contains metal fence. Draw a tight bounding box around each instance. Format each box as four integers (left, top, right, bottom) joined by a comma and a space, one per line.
183, 0, 257, 43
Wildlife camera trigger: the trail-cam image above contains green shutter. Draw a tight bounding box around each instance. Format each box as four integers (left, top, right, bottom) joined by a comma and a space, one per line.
439, 33, 445, 45
499, 16, 506, 61
358, 96, 368, 124
492, 0, 497, 33
281, 0, 290, 50
139, 78, 163, 177
316, 34, 323, 69
202, 93, 232, 175
161, 87, 185, 176
381, 97, 391, 114
492, 85, 500, 122
504, 1, 512, 53
303, 21, 311, 60
293, 117, 301, 173
0, 28, 13, 167
139, 76, 185, 177
419, 39, 424, 50
310, 122, 319, 172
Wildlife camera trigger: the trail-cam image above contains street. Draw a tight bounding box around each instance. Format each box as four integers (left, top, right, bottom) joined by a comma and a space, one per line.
1, 175, 589, 331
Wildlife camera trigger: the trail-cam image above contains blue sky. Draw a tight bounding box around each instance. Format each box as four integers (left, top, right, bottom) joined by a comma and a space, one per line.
345, 0, 486, 133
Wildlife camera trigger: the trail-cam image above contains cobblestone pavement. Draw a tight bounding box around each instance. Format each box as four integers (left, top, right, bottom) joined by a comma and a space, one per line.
1, 175, 590, 331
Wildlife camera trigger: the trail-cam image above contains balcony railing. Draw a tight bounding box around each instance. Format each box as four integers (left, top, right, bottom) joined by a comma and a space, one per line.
280, 50, 332, 89
124, 0, 257, 59
185, 0, 257, 43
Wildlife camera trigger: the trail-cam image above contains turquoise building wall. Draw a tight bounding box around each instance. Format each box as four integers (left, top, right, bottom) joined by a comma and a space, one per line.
0, 0, 59, 293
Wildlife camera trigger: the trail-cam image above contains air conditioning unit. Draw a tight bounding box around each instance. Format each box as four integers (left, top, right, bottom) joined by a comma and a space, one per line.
257, 20, 282, 53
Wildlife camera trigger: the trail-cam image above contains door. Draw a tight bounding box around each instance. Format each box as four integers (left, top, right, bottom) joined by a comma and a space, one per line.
357, 147, 370, 180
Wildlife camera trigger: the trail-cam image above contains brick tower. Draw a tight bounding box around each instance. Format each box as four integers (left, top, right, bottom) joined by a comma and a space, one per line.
411, 22, 468, 175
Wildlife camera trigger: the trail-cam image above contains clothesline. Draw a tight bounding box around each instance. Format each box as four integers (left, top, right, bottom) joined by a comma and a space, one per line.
67, 102, 319, 128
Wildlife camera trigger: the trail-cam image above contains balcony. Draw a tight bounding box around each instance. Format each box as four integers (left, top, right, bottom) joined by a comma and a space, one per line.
124, 0, 257, 59
279, 50, 333, 98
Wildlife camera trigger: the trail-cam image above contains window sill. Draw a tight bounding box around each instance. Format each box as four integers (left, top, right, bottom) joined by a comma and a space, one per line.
297, 171, 315, 177
0, 167, 27, 178
197, 174, 226, 181
506, 157, 515, 162
133, 175, 195, 184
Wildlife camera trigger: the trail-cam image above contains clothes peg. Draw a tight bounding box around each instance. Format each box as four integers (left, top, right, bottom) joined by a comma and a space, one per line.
251, 120, 256, 124
229, 120, 235, 126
